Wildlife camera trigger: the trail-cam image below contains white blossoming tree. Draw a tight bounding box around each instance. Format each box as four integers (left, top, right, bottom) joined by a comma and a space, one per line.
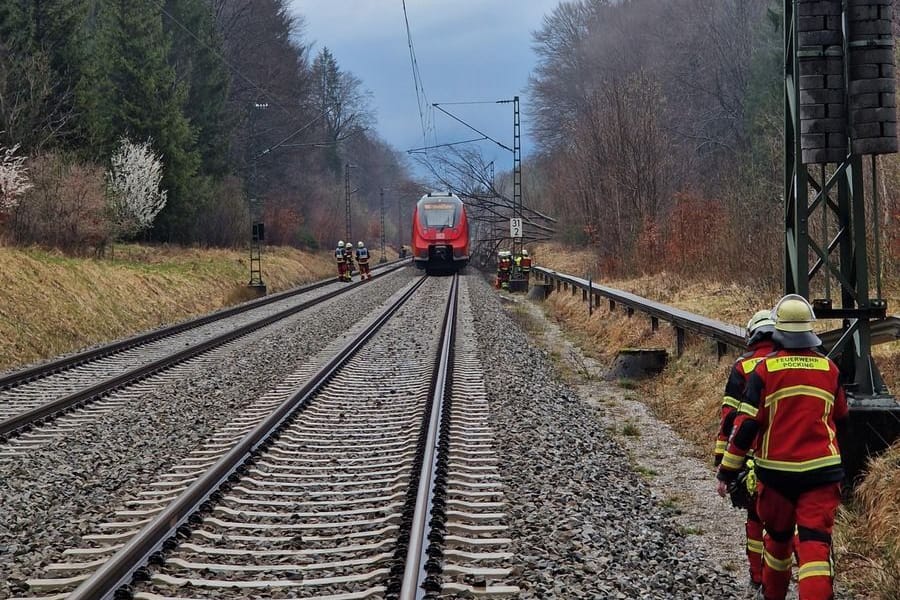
0, 142, 32, 212
106, 137, 168, 241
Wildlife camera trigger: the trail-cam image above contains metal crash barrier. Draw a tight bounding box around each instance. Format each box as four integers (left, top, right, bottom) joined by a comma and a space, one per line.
533, 266, 900, 482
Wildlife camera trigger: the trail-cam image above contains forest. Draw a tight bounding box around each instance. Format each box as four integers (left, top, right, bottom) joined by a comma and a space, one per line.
0, 0, 897, 293
525, 0, 899, 289
0, 0, 419, 252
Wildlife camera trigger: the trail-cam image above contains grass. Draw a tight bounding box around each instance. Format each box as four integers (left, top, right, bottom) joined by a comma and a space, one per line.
618, 378, 637, 389
678, 525, 705, 536
534, 242, 900, 599
0, 243, 338, 372
507, 304, 544, 335
634, 465, 659, 478
622, 421, 641, 437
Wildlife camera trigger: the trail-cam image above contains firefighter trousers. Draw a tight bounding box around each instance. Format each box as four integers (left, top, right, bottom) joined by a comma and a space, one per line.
746, 504, 764, 587
756, 481, 841, 600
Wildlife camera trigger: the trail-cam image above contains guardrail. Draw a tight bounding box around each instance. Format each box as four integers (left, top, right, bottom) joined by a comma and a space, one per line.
533, 266, 900, 358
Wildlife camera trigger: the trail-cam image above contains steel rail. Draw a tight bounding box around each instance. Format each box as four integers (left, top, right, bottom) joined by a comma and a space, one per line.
0, 259, 409, 390
534, 267, 900, 351
65, 275, 429, 600
0, 260, 410, 439
399, 273, 458, 599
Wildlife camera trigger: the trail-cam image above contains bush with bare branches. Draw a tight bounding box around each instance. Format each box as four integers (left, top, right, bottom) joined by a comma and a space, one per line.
9, 153, 109, 254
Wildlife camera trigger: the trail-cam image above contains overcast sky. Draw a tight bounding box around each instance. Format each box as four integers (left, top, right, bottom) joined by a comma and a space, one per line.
290, 0, 561, 176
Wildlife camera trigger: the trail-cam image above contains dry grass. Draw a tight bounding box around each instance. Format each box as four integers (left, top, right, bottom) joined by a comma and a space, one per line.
537, 244, 900, 599
0, 244, 337, 372
836, 450, 900, 599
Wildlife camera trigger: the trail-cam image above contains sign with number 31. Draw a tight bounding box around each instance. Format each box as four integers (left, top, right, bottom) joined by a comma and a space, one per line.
510, 218, 523, 239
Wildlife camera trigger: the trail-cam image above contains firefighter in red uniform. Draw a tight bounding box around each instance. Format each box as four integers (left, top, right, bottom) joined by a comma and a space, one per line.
342, 243, 354, 282
518, 248, 532, 280
334, 241, 347, 281
717, 294, 848, 600
355, 241, 371, 280
496, 250, 512, 289
714, 309, 776, 593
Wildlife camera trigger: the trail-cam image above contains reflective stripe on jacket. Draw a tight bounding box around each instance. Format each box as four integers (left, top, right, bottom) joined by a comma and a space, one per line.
714, 340, 775, 463
721, 348, 848, 487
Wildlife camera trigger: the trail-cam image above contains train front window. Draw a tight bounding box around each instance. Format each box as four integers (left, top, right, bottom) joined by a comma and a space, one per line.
419, 202, 459, 228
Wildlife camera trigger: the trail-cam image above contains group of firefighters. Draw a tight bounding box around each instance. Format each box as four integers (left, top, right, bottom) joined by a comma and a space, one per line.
333, 240, 371, 282
495, 248, 532, 289
714, 295, 847, 600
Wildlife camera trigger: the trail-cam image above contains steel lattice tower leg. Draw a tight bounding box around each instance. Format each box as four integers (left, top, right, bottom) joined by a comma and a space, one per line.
783, 0, 899, 482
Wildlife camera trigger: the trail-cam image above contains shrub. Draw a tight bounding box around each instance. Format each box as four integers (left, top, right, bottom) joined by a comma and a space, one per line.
8, 153, 109, 254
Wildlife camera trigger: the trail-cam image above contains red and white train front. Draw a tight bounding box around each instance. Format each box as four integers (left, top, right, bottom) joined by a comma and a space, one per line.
411, 192, 469, 273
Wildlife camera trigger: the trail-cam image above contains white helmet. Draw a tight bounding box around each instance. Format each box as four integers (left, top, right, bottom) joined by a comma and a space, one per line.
338, 240, 345, 248
772, 294, 821, 349
745, 309, 775, 345
358, 241, 364, 248
522, 249, 529, 257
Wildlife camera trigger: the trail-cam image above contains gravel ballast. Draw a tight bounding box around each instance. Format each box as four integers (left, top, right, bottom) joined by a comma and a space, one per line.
465, 272, 748, 599
0, 268, 416, 597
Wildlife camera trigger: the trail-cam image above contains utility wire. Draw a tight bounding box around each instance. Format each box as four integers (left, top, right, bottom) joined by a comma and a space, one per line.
432, 104, 513, 153
402, 0, 432, 147
152, 0, 300, 120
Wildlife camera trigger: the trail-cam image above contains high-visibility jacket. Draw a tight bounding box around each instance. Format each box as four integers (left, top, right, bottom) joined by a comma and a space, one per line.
334, 247, 345, 263
356, 247, 369, 264
714, 340, 776, 465
720, 349, 848, 490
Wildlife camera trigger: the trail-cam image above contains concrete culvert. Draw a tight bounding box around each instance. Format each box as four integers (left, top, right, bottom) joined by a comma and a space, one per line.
607, 348, 668, 380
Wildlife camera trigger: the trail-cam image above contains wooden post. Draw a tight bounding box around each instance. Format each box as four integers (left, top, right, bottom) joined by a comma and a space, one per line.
676, 327, 685, 357
651, 316, 659, 331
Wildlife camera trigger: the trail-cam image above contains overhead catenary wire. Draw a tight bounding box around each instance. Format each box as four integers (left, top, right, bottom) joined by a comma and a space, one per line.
402, 0, 433, 148
151, 0, 301, 120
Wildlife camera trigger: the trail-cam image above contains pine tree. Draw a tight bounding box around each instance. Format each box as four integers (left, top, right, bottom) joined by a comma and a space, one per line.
164, 0, 230, 177
85, 0, 200, 241
0, 0, 91, 150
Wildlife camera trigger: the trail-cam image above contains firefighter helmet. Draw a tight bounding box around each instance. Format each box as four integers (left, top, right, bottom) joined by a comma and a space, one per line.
358, 241, 364, 248
522, 249, 529, 257
746, 309, 775, 345
772, 294, 821, 349
338, 240, 345, 248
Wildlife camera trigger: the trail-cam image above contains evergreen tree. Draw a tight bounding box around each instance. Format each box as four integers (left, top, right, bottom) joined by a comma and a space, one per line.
311, 47, 343, 176
163, 0, 230, 177
311, 47, 373, 178
0, 0, 91, 150
85, 0, 200, 241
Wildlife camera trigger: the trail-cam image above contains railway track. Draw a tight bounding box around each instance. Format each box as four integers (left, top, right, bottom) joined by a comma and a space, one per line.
0, 262, 406, 449
12, 273, 518, 600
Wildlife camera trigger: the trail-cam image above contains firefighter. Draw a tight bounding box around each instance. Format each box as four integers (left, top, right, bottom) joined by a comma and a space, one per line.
334, 240, 347, 281
519, 248, 532, 280
342, 242, 354, 282
714, 309, 777, 592
356, 241, 371, 280
717, 294, 848, 600
496, 250, 512, 289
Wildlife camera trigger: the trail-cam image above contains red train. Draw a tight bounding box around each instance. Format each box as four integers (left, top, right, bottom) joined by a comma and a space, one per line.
411, 192, 469, 273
